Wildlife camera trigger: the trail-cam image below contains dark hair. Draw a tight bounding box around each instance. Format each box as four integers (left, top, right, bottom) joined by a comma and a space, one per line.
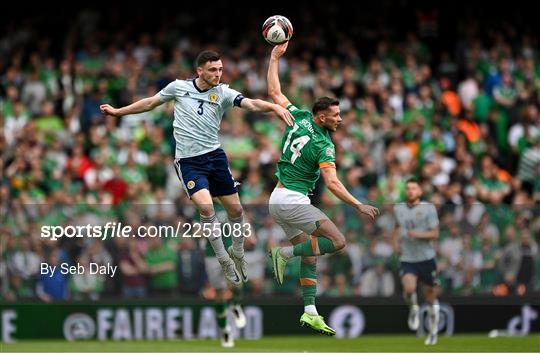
196, 50, 221, 67
312, 97, 339, 115
406, 177, 420, 185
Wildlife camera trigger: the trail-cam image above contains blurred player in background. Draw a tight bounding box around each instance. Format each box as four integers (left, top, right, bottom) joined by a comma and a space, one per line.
203, 226, 246, 348
392, 178, 440, 345
266, 42, 379, 336
100, 50, 294, 286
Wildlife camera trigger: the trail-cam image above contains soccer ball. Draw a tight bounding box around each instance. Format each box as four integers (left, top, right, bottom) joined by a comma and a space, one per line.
262, 15, 293, 45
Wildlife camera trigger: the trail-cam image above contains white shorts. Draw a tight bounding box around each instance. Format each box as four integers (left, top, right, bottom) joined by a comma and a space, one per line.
268, 187, 329, 240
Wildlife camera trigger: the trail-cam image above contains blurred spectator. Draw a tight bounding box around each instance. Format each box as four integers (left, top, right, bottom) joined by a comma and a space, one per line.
476, 155, 510, 204
480, 237, 501, 293
517, 134, 540, 197
36, 250, 69, 302
326, 274, 353, 297
4, 100, 29, 145
7, 237, 40, 298
458, 72, 479, 111
515, 230, 538, 295
177, 239, 206, 295
454, 185, 485, 227
498, 226, 522, 294
119, 240, 148, 298
359, 258, 395, 297
439, 223, 463, 289
21, 70, 46, 115
452, 235, 483, 294
145, 238, 178, 297
70, 253, 104, 300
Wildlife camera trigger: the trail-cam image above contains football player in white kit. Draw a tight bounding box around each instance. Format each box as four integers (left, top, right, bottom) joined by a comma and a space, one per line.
393, 178, 440, 345
101, 51, 293, 286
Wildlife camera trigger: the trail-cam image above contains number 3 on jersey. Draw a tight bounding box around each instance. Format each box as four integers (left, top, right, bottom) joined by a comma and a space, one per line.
283, 124, 311, 164
197, 100, 204, 115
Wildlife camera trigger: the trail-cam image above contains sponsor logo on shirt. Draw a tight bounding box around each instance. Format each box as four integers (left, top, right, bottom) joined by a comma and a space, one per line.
325, 147, 334, 157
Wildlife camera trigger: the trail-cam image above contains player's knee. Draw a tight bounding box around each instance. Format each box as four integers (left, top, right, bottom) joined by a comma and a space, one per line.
301, 256, 316, 265
227, 206, 243, 219
404, 287, 415, 296
318, 221, 345, 251
333, 235, 346, 251
403, 283, 416, 294
199, 205, 215, 217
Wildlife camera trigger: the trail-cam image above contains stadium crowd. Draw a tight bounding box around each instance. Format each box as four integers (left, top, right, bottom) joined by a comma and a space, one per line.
1, 3, 539, 302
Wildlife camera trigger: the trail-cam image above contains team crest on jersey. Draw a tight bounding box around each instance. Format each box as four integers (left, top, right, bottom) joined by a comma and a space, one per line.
208, 93, 219, 103
325, 147, 334, 157
187, 180, 196, 189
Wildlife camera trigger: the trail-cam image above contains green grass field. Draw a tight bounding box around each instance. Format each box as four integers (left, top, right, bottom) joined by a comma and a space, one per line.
2, 334, 539, 352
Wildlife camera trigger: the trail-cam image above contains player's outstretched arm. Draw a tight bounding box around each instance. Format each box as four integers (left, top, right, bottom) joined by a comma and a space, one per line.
320, 166, 379, 220
100, 95, 163, 117
267, 42, 290, 106
239, 98, 293, 126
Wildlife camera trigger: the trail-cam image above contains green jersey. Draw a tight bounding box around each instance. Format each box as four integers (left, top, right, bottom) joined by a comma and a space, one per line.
276, 104, 336, 195
145, 242, 178, 289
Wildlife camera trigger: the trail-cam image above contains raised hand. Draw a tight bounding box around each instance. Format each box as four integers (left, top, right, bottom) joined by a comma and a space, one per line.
271, 42, 289, 60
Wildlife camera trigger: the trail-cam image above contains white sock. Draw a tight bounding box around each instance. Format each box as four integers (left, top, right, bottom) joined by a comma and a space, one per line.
279, 246, 294, 259
229, 214, 245, 258
201, 214, 228, 260
304, 305, 318, 316
428, 300, 440, 335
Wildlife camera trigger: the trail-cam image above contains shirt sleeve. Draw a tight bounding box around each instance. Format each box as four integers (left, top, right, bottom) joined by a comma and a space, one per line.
158, 81, 177, 102
427, 204, 439, 229
285, 103, 300, 112
318, 141, 336, 168
222, 85, 244, 110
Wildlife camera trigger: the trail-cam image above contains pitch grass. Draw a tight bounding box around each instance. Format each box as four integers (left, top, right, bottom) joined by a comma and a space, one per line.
2, 334, 539, 352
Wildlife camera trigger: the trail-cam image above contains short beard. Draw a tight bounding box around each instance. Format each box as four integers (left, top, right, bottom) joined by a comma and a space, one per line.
324, 122, 337, 131
203, 76, 218, 87
407, 196, 420, 204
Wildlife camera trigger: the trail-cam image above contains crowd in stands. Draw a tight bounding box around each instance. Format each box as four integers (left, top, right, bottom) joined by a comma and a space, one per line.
1, 3, 538, 302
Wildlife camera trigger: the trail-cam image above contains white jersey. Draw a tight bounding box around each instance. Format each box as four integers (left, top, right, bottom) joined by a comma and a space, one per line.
158, 79, 244, 158
394, 201, 439, 262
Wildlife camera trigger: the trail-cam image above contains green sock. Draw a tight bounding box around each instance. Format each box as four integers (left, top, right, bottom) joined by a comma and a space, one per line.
300, 261, 317, 306
232, 285, 243, 304
215, 302, 228, 329
293, 236, 336, 256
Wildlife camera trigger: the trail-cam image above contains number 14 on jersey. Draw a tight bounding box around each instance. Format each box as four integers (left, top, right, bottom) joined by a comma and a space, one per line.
283, 124, 310, 164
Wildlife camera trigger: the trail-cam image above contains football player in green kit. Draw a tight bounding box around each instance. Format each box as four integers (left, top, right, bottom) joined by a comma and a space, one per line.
267, 42, 379, 336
